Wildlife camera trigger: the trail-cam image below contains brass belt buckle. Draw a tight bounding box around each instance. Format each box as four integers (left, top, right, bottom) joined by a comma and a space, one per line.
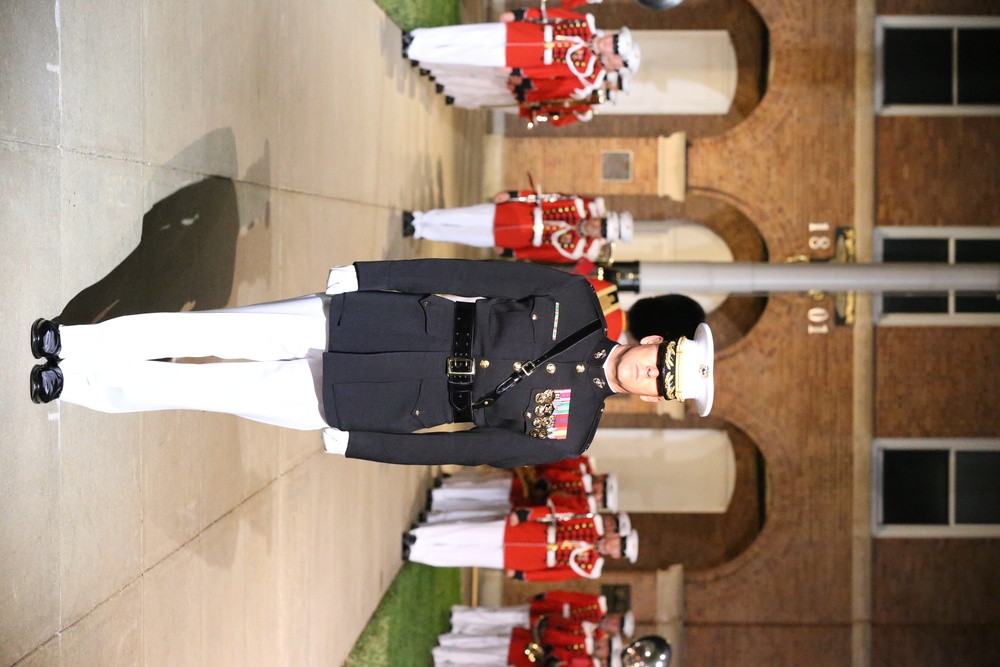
446, 357, 475, 384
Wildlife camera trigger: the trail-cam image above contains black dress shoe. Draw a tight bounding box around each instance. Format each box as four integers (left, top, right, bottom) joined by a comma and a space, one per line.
31, 318, 61, 359
445, 96, 455, 106
30, 361, 63, 404
435, 83, 444, 94
401, 31, 413, 58
417, 510, 428, 523
425, 488, 434, 511
402, 211, 415, 237
403, 531, 418, 546
418, 68, 430, 77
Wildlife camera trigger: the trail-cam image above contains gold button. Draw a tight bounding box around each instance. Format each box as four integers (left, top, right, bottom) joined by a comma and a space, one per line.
576, 364, 585, 373
526, 412, 533, 419
531, 313, 538, 321
479, 359, 490, 369
513, 362, 523, 371
545, 363, 556, 374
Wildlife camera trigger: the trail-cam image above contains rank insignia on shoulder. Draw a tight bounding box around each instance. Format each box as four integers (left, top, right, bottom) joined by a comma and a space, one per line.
528, 389, 571, 440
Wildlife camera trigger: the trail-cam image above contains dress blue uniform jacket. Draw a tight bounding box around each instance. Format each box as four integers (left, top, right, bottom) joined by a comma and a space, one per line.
322, 259, 617, 467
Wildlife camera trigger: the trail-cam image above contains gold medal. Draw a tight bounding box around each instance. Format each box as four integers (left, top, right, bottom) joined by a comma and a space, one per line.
535, 403, 555, 417
534, 390, 555, 404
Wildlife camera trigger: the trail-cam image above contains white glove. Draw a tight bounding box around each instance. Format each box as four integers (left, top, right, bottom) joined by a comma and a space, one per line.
325, 265, 359, 295
322, 428, 350, 455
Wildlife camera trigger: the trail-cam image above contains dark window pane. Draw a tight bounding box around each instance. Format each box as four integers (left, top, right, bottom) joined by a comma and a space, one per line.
955, 293, 1000, 313
883, 450, 949, 524
955, 239, 1000, 264
883, 295, 949, 314
884, 29, 953, 105
883, 238, 949, 263
956, 452, 1000, 524
958, 29, 1000, 104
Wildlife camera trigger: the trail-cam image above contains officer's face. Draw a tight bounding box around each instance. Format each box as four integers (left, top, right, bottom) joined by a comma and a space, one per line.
594, 34, 616, 56
600, 51, 626, 72
597, 533, 623, 558
580, 218, 603, 237
608, 337, 664, 401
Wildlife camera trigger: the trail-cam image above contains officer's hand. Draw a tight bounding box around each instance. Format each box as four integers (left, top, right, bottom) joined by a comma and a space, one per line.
322, 428, 350, 455
499, 11, 515, 22
325, 265, 359, 295
508, 513, 520, 527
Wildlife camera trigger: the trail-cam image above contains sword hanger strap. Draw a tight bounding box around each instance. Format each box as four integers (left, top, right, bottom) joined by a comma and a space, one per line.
472, 318, 603, 410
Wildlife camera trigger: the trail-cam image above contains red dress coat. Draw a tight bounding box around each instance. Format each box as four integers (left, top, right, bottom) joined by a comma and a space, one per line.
505, 10, 599, 79
504, 512, 605, 581
509, 467, 594, 509
530, 591, 609, 624
493, 192, 588, 250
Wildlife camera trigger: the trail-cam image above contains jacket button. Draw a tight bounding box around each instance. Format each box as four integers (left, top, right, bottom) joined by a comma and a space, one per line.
421, 300, 429, 306
414, 409, 421, 416
576, 364, 585, 373
545, 363, 556, 374
479, 359, 490, 369
531, 313, 538, 320
513, 362, 523, 371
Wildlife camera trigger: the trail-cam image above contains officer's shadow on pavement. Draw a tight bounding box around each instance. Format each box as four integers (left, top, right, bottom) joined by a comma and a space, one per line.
56, 128, 271, 325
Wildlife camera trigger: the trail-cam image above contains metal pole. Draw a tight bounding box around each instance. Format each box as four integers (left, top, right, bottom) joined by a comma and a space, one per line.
601, 262, 1000, 295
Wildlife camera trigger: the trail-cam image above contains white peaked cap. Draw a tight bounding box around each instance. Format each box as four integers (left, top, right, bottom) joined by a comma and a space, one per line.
616, 511, 631, 535
677, 323, 715, 417
624, 529, 639, 563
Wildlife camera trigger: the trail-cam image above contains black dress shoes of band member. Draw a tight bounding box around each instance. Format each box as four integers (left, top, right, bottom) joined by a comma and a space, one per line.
31, 318, 62, 360
30, 361, 64, 404
402, 211, 415, 237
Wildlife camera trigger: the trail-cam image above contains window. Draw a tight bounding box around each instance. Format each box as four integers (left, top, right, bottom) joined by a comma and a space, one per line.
873, 227, 1000, 326
875, 16, 1000, 115
601, 151, 633, 183
873, 439, 1000, 538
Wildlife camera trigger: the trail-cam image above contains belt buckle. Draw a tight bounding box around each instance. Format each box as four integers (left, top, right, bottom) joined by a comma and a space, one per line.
447, 357, 475, 385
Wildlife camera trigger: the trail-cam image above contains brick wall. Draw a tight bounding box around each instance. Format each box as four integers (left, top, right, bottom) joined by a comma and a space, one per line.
877, 117, 1000, 228
875, 328, 1000, 438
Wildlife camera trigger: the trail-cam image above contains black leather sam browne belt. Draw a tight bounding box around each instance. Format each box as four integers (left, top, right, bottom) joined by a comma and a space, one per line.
447, 301, 477, 422
448, 301, 603, 423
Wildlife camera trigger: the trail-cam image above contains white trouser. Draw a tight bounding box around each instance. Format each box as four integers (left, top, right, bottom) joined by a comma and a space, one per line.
438, 633, 513, 648
450, 605, 530, 635
432, 641, 510, 666
407, 520, 506, 569
431, 479, 510, 512
441, 469, 512, 485
424, 508, 510, 524
409, 24, 507, 68
57, 295, 330, 429
412, 203, 496, 247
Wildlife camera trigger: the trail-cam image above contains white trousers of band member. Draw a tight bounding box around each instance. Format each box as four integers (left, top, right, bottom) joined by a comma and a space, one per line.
407, 520, 506, 569
408, 24, 507, 68
56, 295, 330, 430
423, 508, 510, 524
449, 604, 530, 635
432, 632, 512, 667
430, 478, 512, 512
412, 203, 497, 247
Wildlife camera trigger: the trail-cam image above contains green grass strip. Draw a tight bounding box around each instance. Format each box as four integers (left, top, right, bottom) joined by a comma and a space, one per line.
372, 0, 461, 31
344, 563, 461, 667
